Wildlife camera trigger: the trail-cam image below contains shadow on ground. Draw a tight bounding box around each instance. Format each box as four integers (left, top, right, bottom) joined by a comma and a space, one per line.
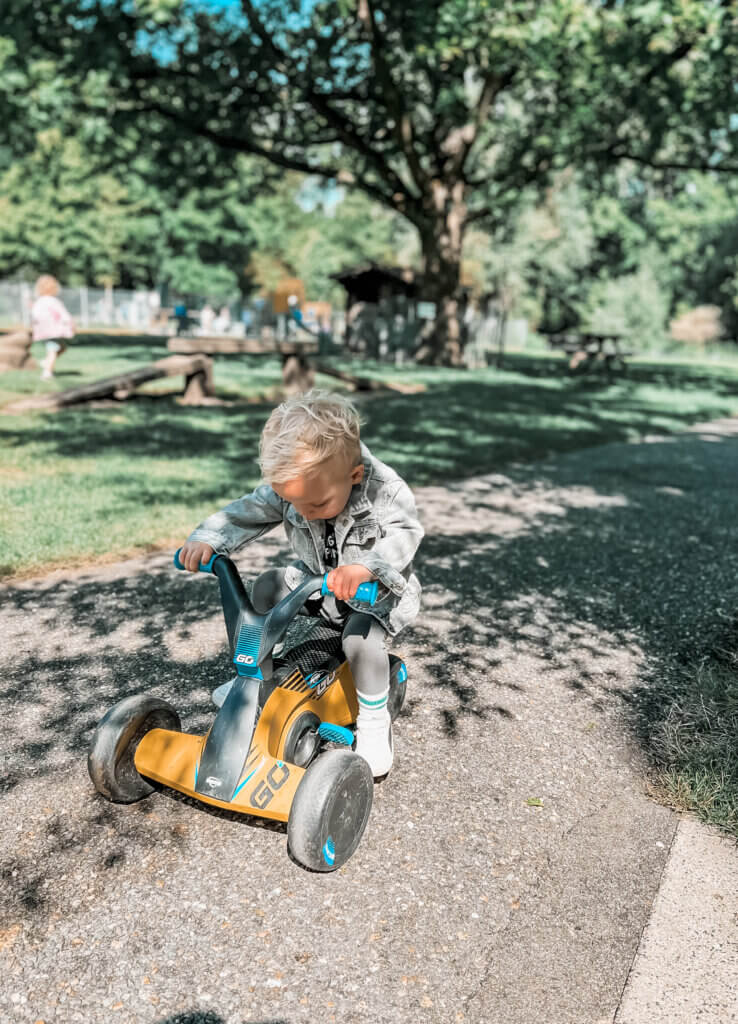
1, 424, 737, 926
2, 355, 737, 497
156, 1015, 287, 1024
1, 424, 735, 780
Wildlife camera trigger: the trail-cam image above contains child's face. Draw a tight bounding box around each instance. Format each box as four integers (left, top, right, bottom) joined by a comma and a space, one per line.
273, 453, 364, 521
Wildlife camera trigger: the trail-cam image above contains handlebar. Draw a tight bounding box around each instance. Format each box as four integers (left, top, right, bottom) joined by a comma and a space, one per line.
173, 548, 378, 606
320, 576, 378, 606
173, 548, 219, 574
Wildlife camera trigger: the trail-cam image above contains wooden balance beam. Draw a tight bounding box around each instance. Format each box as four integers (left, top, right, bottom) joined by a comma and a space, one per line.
166, 336, 424, 395
4, 354, 214, 413
167, 335, 319, 393
167, 336, 318, 356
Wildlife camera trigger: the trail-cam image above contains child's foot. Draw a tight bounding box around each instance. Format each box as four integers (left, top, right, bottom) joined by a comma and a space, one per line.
40, 367, 53, 381
355, 709, 393, 778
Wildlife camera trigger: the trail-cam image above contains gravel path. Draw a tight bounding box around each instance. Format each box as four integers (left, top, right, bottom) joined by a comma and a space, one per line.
2, 419, 737, 1024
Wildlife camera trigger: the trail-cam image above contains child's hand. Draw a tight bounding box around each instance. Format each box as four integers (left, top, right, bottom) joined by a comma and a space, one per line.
325, 564, 375, 601
179, 541, 215, 572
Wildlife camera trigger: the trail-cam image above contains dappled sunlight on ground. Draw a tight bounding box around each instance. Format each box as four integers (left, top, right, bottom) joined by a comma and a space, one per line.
2, 423, 736, 1024
0, 533, 290, 797
2, 426, 737, 795
418, 475, 630, 540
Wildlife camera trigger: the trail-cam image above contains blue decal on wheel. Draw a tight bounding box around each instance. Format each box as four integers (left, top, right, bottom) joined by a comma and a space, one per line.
323, 836, 335, 866
397, 662, 407, 683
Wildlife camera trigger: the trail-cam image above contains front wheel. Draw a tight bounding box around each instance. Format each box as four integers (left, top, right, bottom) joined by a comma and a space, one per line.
287, 748, 373, 871
88, 694, 180, 803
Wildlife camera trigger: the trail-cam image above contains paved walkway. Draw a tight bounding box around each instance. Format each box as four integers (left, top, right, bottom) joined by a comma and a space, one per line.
1, 419, 737, 1023
616, 816, 738, 1024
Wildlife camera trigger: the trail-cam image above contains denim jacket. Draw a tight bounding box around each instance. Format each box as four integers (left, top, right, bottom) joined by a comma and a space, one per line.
188, 443, 423, 636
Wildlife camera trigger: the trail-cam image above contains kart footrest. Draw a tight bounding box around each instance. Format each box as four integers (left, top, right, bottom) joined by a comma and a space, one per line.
317, 723, 354, 746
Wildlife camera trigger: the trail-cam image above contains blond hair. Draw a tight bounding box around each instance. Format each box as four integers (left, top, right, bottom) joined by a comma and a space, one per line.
35, 274, 61, 297
259, 389, 362, 484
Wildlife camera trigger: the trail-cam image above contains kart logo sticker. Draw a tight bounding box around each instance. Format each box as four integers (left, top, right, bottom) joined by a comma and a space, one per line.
235, 654, 256, 665
306, 668, 337, 699
250, 761, 290, 810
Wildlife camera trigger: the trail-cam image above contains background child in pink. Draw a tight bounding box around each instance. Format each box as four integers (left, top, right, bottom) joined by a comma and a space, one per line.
31, 275, 75, 380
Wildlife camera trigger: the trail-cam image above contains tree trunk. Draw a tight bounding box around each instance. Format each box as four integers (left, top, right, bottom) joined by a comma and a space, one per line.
495, 306, 508, 368
414, 181, 468, 366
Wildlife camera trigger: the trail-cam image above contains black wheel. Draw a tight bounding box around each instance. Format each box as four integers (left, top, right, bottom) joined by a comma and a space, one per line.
287, 748, 373, 871
88, 694, 180, 803
283, 711, 321, 768
387, 655, 407, 722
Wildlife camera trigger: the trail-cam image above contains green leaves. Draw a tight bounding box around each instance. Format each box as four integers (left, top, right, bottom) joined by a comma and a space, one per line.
2, 0, 735, 359
134, 0, 182, 26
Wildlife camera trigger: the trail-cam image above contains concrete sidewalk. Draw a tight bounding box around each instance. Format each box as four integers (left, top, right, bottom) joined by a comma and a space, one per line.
616, 817, 738, 1024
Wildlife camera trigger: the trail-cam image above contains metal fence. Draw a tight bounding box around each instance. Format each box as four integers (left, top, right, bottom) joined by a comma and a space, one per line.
0, 281, 348, 340
0, 281, 164, 331
1, 279, 529, 361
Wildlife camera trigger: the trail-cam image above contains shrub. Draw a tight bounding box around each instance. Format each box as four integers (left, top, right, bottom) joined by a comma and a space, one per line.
579, 263, 670, 347
669, 305, 724, 346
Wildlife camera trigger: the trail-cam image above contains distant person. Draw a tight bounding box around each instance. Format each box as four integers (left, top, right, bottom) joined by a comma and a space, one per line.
174, 302, 189, 335
214, 305, 232, 334
286, 293, 302, 337
200, 303, 215, 334
241, 307, 254, 335
31, 275, 75, 380
148, 291, 163, 330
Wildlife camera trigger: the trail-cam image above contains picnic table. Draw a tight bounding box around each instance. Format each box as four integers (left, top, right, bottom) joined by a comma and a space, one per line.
167, 335, 319, 392
545, 331, 633, 373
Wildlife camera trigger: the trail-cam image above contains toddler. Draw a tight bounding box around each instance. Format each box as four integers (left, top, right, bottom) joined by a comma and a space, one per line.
179, 390, 423, 777
31, 275, 75, 380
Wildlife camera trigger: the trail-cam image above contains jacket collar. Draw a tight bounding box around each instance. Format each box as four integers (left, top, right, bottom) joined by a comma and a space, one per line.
346, 442, 374, 518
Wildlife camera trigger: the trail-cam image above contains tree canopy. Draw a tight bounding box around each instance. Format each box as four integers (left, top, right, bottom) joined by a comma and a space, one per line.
3, 1, 737, 355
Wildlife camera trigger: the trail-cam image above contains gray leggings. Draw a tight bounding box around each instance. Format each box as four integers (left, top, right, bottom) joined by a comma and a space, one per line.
252, 568, 389, 698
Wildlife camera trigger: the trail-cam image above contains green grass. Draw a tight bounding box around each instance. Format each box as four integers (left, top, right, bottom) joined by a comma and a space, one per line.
2, 336, 738, 578
0, 331, 286, 407
636, 617, 738, 838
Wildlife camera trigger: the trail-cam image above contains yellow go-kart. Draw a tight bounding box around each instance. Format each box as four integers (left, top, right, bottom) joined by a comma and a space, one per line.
88, 551, 407, 871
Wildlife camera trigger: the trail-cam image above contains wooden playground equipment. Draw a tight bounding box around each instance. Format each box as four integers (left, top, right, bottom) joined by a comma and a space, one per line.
4, 353, 214, 413
167, 335, 424, 395
167, 335, 319, 394
0, 327, 35, 371
3, 326, 423, 415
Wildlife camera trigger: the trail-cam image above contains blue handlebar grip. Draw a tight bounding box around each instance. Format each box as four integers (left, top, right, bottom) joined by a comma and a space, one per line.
321, 575, 378, 606
173, 548, 219, 574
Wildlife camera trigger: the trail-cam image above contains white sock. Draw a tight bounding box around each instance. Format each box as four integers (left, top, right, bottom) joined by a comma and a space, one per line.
355, 687, 393, 777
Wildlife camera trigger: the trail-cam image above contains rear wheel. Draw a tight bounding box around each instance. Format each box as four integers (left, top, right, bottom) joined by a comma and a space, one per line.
282, 711, 321, 768
88, 694, 180, 803
387, 656, 407, 722
287, 748, 373, 871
